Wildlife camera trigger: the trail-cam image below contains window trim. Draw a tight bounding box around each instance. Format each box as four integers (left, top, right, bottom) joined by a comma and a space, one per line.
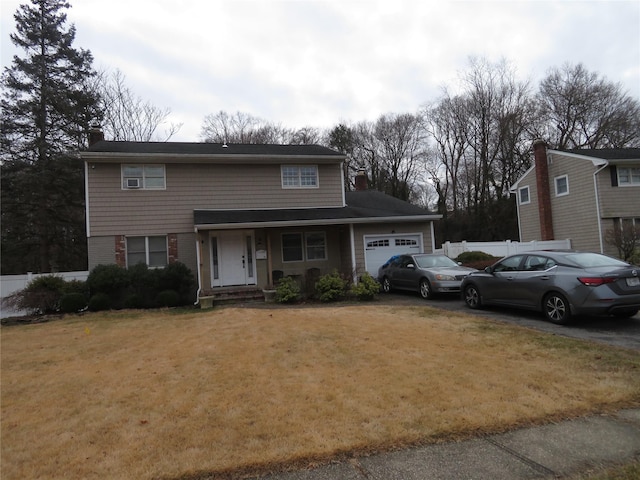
281, 165, 319, 189
122, 164, 166, 190
518, 185, 531, 205
554, 174, 569, 197
281, 231, 327, 262
126, 235, 168, 268
305, 232, 327, 261
617, 166, 640, 186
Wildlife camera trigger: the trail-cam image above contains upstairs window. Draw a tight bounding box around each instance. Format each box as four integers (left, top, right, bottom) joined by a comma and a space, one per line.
281, 165, 318, 188
555, 175, 569, 196
122, 164, 166, 190
618, 167, 640, 186
518, 186, 530, 205
127, 236, 168, 267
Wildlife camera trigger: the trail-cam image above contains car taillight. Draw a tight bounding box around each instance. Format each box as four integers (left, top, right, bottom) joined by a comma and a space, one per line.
577, 277, 616, 286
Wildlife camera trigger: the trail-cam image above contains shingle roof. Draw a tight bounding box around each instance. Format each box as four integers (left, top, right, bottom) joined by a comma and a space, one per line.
559, 148, 640, 160
88, 141, 343, 157
194, 190, 439, 227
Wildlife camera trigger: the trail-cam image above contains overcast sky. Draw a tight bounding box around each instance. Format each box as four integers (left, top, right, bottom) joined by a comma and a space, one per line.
2, 0, 639, 142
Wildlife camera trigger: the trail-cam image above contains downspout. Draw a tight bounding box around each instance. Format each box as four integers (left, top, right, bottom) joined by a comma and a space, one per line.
194, 227, 202, 305
430, 221, 436, 253
340, 160, 346, 206
514, 189, 523, 241
84, 161, 91, 238
593, 162, 608, 254
349, 224, 357, 283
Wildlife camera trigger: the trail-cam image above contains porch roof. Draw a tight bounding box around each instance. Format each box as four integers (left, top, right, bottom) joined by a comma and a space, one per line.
194, 190, 441, 229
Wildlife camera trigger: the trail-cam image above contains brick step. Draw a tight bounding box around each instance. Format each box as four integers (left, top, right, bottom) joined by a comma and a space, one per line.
199, 287, 265, 308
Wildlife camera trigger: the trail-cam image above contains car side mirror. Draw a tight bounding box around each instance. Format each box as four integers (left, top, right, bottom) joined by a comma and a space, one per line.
484, 266, 493, 274
406, 263, 415, 269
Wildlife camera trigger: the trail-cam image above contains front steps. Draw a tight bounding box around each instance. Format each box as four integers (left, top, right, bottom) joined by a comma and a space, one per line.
198, 286, 265, 308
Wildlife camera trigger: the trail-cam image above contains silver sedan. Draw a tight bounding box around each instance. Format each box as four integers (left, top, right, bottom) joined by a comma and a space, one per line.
378, 254, 477, 299
461, 250, 640, 324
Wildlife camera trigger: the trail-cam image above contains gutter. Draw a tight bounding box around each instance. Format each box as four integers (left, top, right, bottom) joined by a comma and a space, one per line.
194, 215, 443, 231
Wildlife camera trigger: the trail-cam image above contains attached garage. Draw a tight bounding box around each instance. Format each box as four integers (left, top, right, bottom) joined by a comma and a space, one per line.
363, 233, 423, 278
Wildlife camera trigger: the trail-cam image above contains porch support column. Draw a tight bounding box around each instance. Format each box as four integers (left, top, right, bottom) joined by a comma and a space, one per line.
349, 224, 357, 283
267, 232, 273, 286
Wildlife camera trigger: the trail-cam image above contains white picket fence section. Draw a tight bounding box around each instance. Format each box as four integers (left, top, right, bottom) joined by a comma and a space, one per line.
434, 239, 572, 259
0, 271, 89, 318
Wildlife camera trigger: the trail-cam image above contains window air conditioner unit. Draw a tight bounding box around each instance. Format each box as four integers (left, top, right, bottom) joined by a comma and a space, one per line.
126, 178, 141, 188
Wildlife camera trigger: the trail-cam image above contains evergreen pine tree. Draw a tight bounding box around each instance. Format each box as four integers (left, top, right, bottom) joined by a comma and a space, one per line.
1, 0, 101, 274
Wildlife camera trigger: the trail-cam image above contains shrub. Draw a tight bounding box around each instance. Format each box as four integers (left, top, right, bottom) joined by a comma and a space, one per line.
2, 275, 67, 315
87, 264, 130, 308
127, 263, 157, 308
88, 293, 111, 312
123, 293, 145, 309
59, 293, 88, 314
63, 279, 89, 296
156, 262, 196, 305
455, 251, 499, 270
351, 272, 380, 301
315, 271, 348, 302
275, 276, 301, 303
156, 289, 180, 307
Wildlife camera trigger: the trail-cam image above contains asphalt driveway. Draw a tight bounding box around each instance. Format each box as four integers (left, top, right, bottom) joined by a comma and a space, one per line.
382, 291, 640, 351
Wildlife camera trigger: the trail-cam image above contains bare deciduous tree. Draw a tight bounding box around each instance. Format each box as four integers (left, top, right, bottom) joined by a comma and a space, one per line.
605, 221, 640, 262
535, 63, 640, 149
97, 69, 182, 141
200, 110, 320, 145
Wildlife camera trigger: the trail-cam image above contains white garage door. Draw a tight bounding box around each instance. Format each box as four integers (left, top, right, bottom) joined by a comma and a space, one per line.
364, 234, 422, 278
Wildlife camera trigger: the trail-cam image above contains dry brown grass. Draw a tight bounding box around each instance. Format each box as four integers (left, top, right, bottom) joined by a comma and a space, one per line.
2, 305, 639, 480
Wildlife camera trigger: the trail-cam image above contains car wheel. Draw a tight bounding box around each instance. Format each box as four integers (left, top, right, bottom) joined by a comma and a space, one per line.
381, 277, 391, 294
613, 309, 638, 318
543, 292, 572, 324
464, 284, 482, 309
419, 279, 433, 299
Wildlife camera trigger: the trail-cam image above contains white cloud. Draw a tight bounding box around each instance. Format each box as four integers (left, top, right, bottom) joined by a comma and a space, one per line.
2, 0, 639, 141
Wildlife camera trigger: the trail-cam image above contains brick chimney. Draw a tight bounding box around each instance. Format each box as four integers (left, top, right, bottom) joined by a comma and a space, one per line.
88, 125, 104, 146
533, 139, 554, 240
355, 169, 368, 191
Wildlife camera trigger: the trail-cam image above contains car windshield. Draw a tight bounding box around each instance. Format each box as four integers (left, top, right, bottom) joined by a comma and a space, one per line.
415, 255, 458, 268
565, 252, 628, 268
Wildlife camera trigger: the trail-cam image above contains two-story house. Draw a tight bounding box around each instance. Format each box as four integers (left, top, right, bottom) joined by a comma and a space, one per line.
79, 132, 441, 304
512, 140, 640, 256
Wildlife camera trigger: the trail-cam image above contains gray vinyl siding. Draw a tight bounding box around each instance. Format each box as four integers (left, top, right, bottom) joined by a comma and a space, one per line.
351, 222, 433, 276
547, 154, 600, 252
515, 169, 541, 242
267, 226, 344, 277
87, 163, 344, 236
88, 233, 198, 273
176, 232, 197, 274
87, 236, 116, 270
596, 166, 640, 218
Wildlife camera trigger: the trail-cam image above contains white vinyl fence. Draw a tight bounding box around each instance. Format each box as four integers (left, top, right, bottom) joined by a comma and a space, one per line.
434, 239, 572, 259
0, 271, 89, 318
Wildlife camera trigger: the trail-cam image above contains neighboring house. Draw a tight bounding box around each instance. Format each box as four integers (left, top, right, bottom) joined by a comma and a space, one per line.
511, 140, 640, 257
79, 132, 441, 303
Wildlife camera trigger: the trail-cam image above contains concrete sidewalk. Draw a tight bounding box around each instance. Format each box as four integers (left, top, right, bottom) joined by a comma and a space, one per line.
256, 409, 640, 479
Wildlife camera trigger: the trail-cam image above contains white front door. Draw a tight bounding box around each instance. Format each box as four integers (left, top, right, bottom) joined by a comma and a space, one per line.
210, 231, 256, 287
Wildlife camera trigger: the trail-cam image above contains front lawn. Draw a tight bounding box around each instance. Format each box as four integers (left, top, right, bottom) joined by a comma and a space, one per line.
2, 305, 639, 479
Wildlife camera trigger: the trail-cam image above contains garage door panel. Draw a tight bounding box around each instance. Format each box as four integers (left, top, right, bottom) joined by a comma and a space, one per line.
364, 234, 422, 277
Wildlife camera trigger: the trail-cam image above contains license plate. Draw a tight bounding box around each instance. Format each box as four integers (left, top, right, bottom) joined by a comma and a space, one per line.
627, 277, 640, 287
